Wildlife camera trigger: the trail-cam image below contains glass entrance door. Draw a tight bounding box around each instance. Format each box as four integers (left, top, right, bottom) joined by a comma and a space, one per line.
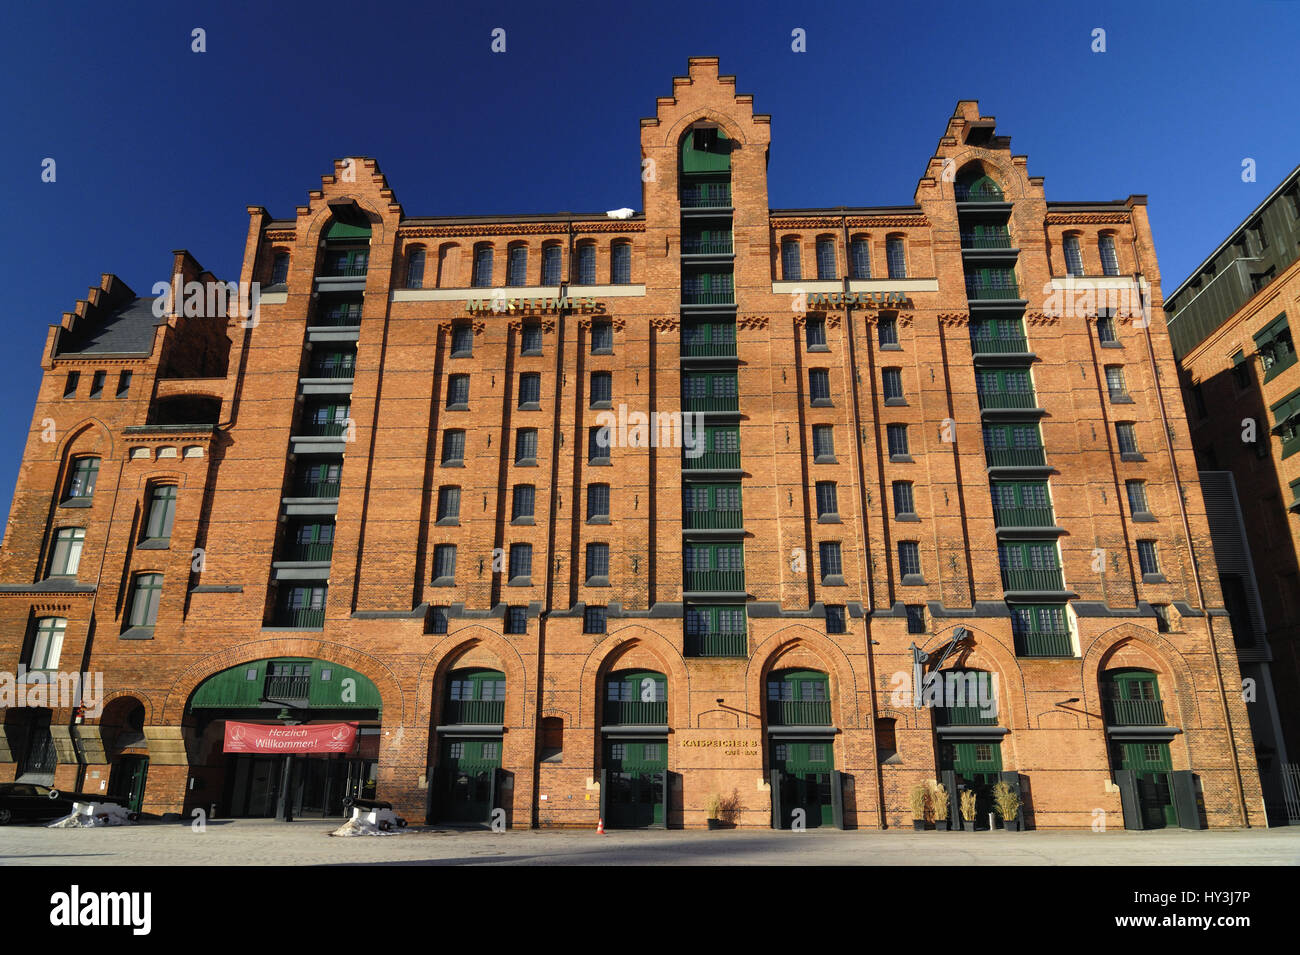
940, 740, 1003, 826
438, 737, 502, 823
771, 739, 835, 828
604, 738, 667, 828
1113, 741, 1177, 828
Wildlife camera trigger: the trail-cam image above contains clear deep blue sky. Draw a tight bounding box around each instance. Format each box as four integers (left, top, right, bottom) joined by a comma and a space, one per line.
1, 0, 1298, 536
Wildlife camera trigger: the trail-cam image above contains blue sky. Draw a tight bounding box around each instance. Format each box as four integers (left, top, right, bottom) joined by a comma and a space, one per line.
1, 0, 1298, 534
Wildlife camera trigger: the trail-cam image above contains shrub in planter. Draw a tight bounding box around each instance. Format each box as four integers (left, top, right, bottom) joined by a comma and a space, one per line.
929, 781, 949, 831
910, 784, 929, 830
992, 781, 1022, 831
959, 790, 977, 831
706, 793, 723, 830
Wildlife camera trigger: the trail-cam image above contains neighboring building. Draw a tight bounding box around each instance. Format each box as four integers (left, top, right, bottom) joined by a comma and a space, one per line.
1166, 164, 1300, 823
0, 58, 1264, 830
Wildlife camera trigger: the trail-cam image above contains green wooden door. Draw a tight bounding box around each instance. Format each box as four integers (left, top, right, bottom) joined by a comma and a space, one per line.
1114, 741, 1177, 828
108, 755, 148, 813
771, 739, 835, 828
604, 738, 667, 828
940, 740, 1003, 827
440, 737, 502, 823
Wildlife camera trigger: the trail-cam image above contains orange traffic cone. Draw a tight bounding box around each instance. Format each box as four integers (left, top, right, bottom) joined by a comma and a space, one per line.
596, 817, 605, 834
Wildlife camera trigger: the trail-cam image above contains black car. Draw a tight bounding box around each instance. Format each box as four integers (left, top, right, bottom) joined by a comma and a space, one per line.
0, 783, 74, 824
0, 784, 132, 824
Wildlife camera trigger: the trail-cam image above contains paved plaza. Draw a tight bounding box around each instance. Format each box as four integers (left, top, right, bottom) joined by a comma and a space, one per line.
0, 820, 1296, 866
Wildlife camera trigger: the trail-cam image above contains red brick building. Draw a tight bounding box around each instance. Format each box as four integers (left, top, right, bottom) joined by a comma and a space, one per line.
0, 58, 1265, 830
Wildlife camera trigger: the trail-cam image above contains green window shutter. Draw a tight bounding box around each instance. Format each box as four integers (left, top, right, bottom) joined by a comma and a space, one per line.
1253, 313, 1290, 345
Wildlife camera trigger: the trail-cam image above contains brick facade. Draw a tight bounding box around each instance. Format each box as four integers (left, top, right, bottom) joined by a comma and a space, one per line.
0, 58, 1265, 830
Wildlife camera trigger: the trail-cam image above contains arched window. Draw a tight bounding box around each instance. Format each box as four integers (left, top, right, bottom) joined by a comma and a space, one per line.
541, 242, 563, 285
955, 166, 1003, 202
28, 617, 67, 670
144, 484, 177, 542
471, 243, 494, 287
445, 668, 505, 723
604, 670, 667, 724
766, 669, 831, 725
405, 246, 426, 289
781, 237, 802, 281
611, 241, 632, 284
270, 250, 290, 285
816, 236, 837, 279
48, 527, 85, 577
1063, 233, 1084, 276
506, 243, 528, 287
1101, 669, 1164, 726
886, 235, 907, 279
1099, 234, 1120, 276
64, 456, 100, 503
850, 235, 871, 279
933, 669, 997, 725
575, 242, 597, 285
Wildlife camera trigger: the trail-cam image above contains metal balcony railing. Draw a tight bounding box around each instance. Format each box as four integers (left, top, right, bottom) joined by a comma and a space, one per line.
282, 541, 333, 562
960, 231, 1013, 248
993, 505, 1056, 528
443, 699, 506, 724
970, 334, 1029, 354
309, 312, 362, 327
682, 394, 739, 412
274, 607, 326, 629
682, 237, 734, 255
985, 446, 1048, 468
683, 450, 741, 470
767, 700, 832, 726
977, 389, 1038, 410
1001, 566, 1065, 592
298, 419, 349, 437
685, 631, 748, 658
954, 183, 1005, 202
681, 184, 732, 208
683, 568, 745, 592
1013, 629, 1074, 658
681, 338, 738, 357
292, 477, 341, 498
966, 277, 1020, 300
306, 360, 356, 379
682, 289, 735, 306
683, 508, 743, 529
264, 674, 310, 702
1103, 698, 1166, 726
604, 700, 668, 725
318, 263, 368, 278
933, 705, 999, 726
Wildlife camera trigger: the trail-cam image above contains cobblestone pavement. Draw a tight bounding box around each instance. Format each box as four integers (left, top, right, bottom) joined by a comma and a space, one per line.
0, 820, 1297, 865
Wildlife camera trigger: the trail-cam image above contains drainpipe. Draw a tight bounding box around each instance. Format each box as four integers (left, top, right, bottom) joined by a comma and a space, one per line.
1129, 232, 1251, 825
840, 211, 888, 827
70, 454, 128, 795
532, 218, 574, 827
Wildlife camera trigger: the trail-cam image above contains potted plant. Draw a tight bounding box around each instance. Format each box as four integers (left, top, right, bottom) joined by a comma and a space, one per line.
959, 790, 977, 832
910, 784, 930, 830
705, 793, 723, 830
930, 781, 949, 831
993, 781, 1022, 831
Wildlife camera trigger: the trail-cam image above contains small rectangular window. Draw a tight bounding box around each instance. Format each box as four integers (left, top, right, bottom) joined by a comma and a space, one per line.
584, 605, 607, 634
1105, 366, 1129, 401
430, 606, 449, 634
145, 485, 177, 541
515, 429, 538, 465
504, 606, 528, 634
878, 316, 899, 347
63, 371, 80, 398
518, 372, 541, 408
1116, 423, 1139, 455
1096, 316, 1117, 344
451, 324, 474, 357
818, 541, 843, 582
611, 243, 632, 284
825, 605, 847, 634
815, 482, 838, 519
883, 368, 904, 401
886, 237, 906, 278
507, 246, 528, 287
128, 573, 164, 629
887, 424, 909, 458
586, 542, 610, 582
520, 323, 543, 355
1126, 480, 1151, 517
805, 318, 827, 349
589, 426, 611, 464
812, 425, 835, 461
89, 370, 106, 399
436, 486, 461, 524
591, 321, 614, 354
446, 374, 470, 409
511, 484, 535, 522
893, 481, 916, 517
809, 369, 831, 404
898, 541, 922, 579
116, 371, 132, 399
542, 245, 562, 285
433, 544, 457, 583
1137, 540, 1160, 576
906, 605, 926, 634
441, 430, 465, 466
587, 484, 610, 521
508, 544, 533, 583
590, 371, 613, 406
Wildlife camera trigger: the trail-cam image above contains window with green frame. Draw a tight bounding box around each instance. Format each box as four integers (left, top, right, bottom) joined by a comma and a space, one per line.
1100, 668, 1164, 726
1009, 604, 1072, 657
683, 542, 744, 591
605, 670, 668, 724
682, 483, 742, 528
970, 317, 1025, 345
681, 371, 739, 410
446, 668, 505, 723
685, 425, 741, 468
684, 604, 747, 657
681, 320, 737, 356
975, 367, 1035, 406
766, 669, 831, 725
998, 540, 1063, 591
681, 126, 731, 173
1270, 387, 1300, 458
1254, 313, 1295, 382
989, 480, 1053, 526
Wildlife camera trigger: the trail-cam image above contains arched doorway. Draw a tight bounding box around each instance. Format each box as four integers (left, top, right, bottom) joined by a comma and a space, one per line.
601, 669, 668, 829
430, 667, 507, 825
187, 657, 382, 818
101, 696, 149, 812
1102, 668, 1177, 829
766, 668, 836, 829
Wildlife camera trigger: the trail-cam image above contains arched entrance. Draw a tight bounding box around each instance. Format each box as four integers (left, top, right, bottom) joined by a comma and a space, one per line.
601, 669, 669, 829
188, 657, 382, 818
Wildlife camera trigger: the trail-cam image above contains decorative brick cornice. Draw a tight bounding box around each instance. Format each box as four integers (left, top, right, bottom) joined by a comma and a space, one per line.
650, 316, 679, 333
1024, 312, 1061, 327
771, 215, 929, 229
396, 221, 644, 240
736, 315, 769, 330
264, 230, 296, 242
1044, 212, 1131, 225
937, 313, 970, 327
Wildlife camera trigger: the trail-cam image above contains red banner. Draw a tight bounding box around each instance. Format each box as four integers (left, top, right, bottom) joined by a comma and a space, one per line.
223, 721, 358, 754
